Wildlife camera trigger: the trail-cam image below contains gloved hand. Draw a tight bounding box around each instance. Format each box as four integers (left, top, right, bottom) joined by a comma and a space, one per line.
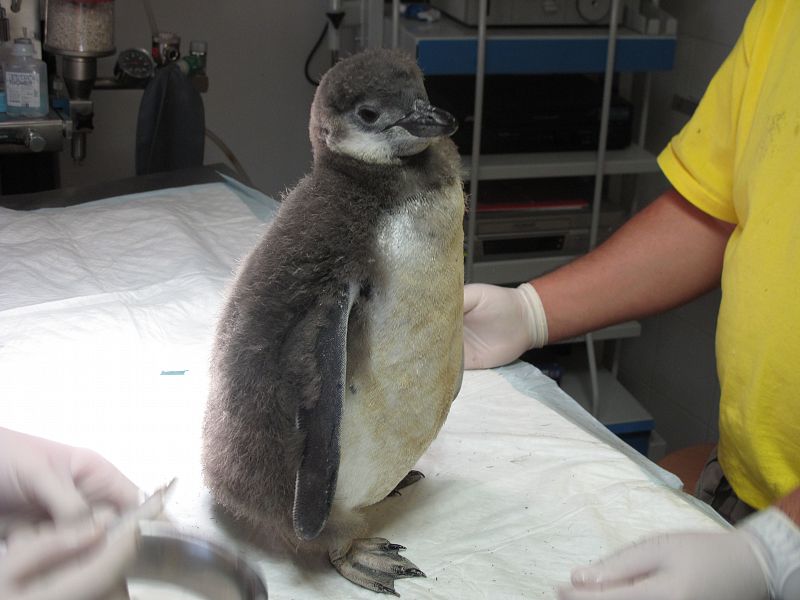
0, 516, 138, 600
463, 283, 548, 369
0, 427, 141, 534
0, 480, 170, 600
556, 530, 770, 600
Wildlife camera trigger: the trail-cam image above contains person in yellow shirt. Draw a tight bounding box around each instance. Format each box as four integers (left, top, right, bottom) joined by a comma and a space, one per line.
463, 1, 800, 597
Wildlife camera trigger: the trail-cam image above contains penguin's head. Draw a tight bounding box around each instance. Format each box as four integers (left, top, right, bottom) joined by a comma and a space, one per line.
310, 48, 457, 165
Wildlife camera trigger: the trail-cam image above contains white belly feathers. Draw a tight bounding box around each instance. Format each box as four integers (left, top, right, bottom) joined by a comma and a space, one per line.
334, 183, 464, 510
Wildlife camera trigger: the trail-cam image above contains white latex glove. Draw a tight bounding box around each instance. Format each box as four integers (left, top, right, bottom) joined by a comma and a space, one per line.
0, 517, 137, 600
0, 427, 140, 534
557, 530, 770, 600
463, 282, 548, 369
0, 481, 170, 600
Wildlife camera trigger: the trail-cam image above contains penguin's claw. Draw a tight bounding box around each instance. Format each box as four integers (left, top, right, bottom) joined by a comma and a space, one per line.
330, 537, 426, 596
387, 470, 426, 497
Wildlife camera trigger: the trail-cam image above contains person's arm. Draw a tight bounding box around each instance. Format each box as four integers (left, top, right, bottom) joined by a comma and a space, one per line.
775, 482, 800, 523
463, 188, 735, 369
534, 187, 734, 343
557, 486, 800, 600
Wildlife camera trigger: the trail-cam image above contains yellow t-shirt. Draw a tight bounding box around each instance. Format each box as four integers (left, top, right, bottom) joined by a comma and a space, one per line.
657, 0, 800, 509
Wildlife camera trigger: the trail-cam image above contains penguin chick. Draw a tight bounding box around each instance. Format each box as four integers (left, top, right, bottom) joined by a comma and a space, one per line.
202, 48, 464, 596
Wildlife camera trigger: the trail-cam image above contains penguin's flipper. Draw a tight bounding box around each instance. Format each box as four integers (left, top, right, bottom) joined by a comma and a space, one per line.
292, 283, 357, 541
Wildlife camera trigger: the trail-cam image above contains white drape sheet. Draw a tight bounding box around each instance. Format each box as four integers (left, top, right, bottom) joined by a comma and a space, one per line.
0, 181, 724, 599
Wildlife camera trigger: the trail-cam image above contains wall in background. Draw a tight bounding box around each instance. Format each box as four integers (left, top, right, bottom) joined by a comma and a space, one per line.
617, 0, 754, 454
57, 1, 347, 199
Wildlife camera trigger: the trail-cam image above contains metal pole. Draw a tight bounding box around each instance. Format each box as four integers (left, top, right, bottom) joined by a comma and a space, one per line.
589, 0, 621, 251
586, 0, 621, 417
637, 72, 652, 149
585, 334, 600, 416
391, 0, 400, 48
329, 0, 342, 64
629, 71, 653, 215
464, 0, 488, 283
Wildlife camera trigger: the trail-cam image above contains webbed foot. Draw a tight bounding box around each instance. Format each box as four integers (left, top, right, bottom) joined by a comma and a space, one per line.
330, 537, 425, 596
387, 470, 425, 497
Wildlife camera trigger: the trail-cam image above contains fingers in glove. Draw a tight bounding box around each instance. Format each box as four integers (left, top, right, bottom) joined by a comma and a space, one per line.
19, 518, 139, 600
463, 284, 519, 369
68, 448, 141, 513
0, 520, 105, 583
557, 576, 669, 600
18, 467, 93, 525
569, 538, 665, 587
28, 484, 173, 600
463, 283, 486, 314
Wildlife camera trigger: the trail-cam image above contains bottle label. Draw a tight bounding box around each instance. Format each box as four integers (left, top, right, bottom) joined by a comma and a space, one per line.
6, 71, 40, 108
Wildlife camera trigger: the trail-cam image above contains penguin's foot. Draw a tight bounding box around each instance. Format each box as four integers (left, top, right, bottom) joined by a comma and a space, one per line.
330, 537, 425, 596
387, 470, 425, 497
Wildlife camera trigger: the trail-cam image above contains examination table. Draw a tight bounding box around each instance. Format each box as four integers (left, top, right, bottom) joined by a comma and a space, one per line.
0, 171, 725, 598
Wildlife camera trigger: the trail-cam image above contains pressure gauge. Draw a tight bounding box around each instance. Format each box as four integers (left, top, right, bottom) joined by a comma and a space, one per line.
577, 0, 611, 23
114, 47, 156, 86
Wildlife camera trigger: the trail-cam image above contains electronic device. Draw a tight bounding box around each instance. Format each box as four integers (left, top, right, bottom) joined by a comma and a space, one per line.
429, 0, 617, 27
471, 207, 626, 260
467, 177, 627, 261
426, 73, 633, 155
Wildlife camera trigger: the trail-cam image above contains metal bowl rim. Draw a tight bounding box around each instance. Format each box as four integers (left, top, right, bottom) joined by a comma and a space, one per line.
129, 520, 268, 600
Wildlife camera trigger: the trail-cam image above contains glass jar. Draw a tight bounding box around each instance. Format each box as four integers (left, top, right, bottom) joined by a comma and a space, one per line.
44, 0, 115, 57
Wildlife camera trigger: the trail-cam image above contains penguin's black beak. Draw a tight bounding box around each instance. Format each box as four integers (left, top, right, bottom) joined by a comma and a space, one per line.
390, 98, 458, 138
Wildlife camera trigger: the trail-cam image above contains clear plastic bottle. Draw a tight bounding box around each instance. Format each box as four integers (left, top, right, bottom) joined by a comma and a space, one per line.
4, 38, 49, 117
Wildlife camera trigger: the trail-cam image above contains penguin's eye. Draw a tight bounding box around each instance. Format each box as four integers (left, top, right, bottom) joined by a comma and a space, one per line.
357, 107, 380, 124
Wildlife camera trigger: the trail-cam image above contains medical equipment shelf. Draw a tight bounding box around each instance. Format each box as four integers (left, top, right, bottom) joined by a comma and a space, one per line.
471, 254, 574, 284
459, 143, 659, 180
395, 18, 676, 76
558, 320, 642, 344
561, 367, 655, 455
387, 7, 675, 284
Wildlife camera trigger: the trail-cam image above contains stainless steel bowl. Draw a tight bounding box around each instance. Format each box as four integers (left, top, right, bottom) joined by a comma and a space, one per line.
127, 521, 268, 599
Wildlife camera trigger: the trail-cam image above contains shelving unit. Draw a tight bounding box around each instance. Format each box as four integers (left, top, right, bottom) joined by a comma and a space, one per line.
562, 367, 655, 454
460, 144, 658, 180
396, 16, 675, 75
383, 0, 676, 453
387, 2, 675, 279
